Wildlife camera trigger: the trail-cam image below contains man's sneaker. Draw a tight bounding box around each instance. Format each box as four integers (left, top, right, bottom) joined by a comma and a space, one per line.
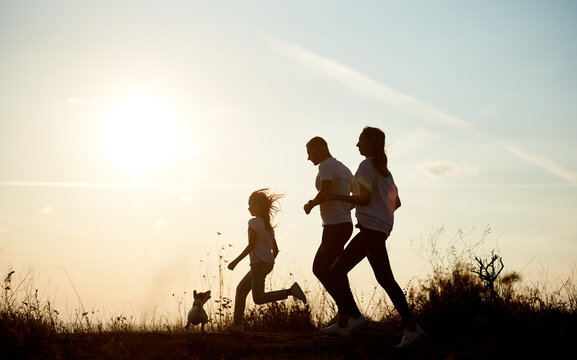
395, 324, 424, 349
222, 323, 244, 333
319, 322, 351, 336
290, 282, 307, 304
347, 315, 368, 333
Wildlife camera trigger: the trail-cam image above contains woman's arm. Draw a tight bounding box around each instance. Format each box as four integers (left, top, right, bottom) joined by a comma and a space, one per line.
326, 182, 371, 206
228, 227, 257, 270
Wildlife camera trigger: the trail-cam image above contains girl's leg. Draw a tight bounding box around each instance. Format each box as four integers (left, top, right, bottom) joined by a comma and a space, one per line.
330, 231, 370, 323
234, 270, 252, 325
250, 262, 290, 304
364, 228, 416, 331
313, 222, 353, 300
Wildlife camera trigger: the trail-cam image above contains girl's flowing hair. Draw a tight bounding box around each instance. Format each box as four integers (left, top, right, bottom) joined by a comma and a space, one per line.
361, 126, 390, 177
249, 188, 284, 230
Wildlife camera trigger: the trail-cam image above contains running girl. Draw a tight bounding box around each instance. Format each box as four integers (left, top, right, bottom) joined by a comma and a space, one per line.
225, 189, 307, 333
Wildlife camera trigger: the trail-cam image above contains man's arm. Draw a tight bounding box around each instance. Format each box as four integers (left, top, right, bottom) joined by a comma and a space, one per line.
304, 179, 332, 214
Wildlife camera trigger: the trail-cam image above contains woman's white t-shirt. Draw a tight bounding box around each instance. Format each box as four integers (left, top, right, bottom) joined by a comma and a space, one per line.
353, 158, 398, 235
248, 217, 275, 265
316, 157, 353, 226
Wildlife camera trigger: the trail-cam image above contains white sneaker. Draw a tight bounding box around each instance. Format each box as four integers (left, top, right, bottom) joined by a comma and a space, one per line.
222, 323, 244, 333
319, 322, 350, 336
290, 282, 307, 304
395, 324, 424, 349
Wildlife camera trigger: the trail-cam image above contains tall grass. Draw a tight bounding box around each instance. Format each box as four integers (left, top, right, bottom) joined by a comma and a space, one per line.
2, 227, 576, 357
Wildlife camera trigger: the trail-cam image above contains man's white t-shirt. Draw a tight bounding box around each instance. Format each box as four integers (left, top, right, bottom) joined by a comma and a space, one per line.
353, 157, 398, 235
316, 157, 353, 226
248, 217, 275, 265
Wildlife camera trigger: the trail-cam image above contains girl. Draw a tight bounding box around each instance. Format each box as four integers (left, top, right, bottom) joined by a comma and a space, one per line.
322, 127, 423, 348
225, 188, 307, 333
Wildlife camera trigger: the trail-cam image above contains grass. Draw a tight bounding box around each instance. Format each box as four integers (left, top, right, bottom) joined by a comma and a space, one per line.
2, 227, 576, 359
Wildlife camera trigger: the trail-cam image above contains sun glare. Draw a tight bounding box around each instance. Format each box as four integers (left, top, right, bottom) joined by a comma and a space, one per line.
101, 93, 184, 173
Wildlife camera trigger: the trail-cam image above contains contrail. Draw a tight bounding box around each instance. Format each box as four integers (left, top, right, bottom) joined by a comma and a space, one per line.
269, 37, 473, 130
269, 37, 577, 185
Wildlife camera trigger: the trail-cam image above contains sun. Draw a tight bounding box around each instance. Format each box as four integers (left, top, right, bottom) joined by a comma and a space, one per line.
101, 93, 184, 173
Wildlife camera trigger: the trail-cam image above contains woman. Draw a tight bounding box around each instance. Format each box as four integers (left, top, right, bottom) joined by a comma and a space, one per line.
322, 126, 423, 348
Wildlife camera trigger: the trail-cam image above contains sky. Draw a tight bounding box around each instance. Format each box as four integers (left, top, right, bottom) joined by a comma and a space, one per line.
1, 0, 576, 319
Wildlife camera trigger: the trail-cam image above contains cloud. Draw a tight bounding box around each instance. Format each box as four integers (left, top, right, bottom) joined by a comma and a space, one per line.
269, 37, 473, 130
507, 146, 577, 184
0, 181, 162, 190
419, 161, 483, 180
270, 37, 577, 185
39, 205, 58, 215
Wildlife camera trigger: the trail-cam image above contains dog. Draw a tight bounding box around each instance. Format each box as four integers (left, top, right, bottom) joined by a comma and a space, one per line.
185, 290, 211, 331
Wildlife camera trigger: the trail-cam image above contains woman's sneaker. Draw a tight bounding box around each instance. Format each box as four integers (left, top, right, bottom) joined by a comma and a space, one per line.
395, 324, 424, 348
290, 282, 307, 304
319, 322, 350, 336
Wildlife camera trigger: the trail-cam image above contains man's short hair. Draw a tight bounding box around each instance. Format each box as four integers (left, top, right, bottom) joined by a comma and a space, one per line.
306, 136, 327, 149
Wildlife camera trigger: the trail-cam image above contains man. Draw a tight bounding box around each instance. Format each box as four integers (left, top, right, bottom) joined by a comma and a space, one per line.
304, 136, 354, 325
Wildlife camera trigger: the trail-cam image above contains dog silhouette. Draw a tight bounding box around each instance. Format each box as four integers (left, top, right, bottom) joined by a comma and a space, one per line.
185, 290, 211, 331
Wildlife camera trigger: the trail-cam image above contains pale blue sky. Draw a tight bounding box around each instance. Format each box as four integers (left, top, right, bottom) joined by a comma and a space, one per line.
1, 1, 576, 316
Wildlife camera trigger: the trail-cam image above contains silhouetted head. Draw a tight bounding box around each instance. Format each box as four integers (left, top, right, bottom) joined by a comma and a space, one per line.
306, 136, 331, 165
248, 189, 283, 230
357, 126, 389, 177
193, 290, 211, 306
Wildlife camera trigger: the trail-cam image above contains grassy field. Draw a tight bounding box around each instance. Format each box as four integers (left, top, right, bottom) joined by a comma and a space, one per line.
2, 232, 576, 359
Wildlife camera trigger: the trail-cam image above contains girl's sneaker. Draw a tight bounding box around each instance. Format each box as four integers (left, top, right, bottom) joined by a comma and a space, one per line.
290, 282, 307, 304
395, 324, 424, 348
223, 323, 244, 333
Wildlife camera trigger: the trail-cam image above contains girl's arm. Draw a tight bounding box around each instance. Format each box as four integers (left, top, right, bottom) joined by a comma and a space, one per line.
304, 179, 332, 214
228, 227, 257, 270
326, 182, 371, 206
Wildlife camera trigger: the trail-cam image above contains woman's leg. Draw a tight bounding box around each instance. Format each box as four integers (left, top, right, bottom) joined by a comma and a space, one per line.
364, 228, 416, 330
313, 222, 353, 300
329, 231, 370, 321
234, 270, 252, 325
250, 262, 290, 304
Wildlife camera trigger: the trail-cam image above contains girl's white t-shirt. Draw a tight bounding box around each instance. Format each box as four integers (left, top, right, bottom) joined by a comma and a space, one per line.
353, 158, 398, 235
248, 217, 275, 265
316, 157, 353, 226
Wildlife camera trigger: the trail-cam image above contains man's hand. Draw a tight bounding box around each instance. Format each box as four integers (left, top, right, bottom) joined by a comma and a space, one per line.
303, 201, 313, 214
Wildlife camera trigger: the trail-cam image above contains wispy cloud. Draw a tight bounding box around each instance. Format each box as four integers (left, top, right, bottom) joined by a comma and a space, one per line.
507, 146, 577, 184
0, 181, 161, 190
419, 161, 483, 180
269, 37, 577, 185
269, 37, 472, 130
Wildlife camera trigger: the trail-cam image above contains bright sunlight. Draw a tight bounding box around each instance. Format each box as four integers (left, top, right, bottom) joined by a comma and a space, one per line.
101, 93, 184, 173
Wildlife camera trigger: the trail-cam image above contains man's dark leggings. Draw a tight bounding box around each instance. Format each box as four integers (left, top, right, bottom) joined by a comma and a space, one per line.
330, 225, 412, 321
312, 222, 353, 302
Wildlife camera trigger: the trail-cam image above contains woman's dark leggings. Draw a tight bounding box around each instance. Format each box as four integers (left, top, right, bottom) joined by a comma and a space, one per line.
312, 222, 353, 302
330, 226, 412, 321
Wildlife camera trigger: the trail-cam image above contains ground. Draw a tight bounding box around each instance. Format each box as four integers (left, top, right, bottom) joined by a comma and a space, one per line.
5, 321, 572, 360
